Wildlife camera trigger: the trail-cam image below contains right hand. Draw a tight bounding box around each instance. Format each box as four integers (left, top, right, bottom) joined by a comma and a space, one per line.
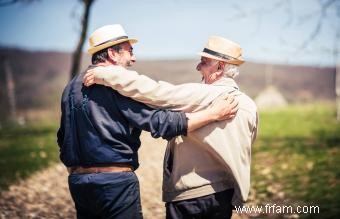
83, 69, 96, 87
209, 95, 239, 121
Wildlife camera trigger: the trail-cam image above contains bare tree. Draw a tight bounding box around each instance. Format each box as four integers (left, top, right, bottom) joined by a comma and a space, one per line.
1, 57, 17, 123
279, 0, 340, 120
231, 0, 340, 119
230, 0, 339, 49
70, 0, 95, 79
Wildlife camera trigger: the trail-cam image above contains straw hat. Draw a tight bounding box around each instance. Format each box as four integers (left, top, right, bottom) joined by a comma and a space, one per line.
199, 36, 244, 65
88, 24, 138, 55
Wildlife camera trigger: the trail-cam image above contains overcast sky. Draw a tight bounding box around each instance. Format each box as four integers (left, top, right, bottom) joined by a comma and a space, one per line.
0, 0, 339, 66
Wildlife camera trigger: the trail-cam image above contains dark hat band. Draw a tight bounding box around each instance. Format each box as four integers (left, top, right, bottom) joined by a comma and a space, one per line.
202, 48, 236, 60
95, 36, 128, 47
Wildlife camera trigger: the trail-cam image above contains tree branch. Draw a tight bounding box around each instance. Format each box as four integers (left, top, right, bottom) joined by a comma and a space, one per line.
0, 0, 19, 7
299, 0, 338, 49
0, 0, 38, 7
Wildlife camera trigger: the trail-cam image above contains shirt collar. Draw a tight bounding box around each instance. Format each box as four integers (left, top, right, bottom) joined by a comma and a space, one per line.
211, 77, 239, 90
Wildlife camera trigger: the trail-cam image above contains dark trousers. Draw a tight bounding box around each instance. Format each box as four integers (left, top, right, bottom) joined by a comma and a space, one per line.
166, 189, 234, 219
68, 172, 143, 219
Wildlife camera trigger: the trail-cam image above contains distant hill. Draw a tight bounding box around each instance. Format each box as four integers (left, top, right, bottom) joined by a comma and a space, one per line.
0, 47, 336, 121
132, 60, 336, 103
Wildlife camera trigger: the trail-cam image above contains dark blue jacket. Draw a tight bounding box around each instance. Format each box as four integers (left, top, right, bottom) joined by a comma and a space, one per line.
57, 68, 187, 169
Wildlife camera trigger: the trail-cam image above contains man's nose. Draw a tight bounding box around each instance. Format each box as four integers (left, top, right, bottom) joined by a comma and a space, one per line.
131, 55, 136, 63
196, 63, 201, 71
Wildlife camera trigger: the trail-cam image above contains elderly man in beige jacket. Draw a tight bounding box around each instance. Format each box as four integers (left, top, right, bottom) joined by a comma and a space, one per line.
84, 36, 258, 219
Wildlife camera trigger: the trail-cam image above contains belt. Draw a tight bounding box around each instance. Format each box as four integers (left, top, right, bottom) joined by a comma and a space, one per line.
68, 164, 134, 174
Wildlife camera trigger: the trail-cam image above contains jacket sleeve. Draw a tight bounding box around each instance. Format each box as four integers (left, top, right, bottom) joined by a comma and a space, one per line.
114, 93, 188, 140
92, 66, 231, 112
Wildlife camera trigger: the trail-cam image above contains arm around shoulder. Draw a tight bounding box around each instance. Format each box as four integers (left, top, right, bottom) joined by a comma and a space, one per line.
84, 65, 231, 112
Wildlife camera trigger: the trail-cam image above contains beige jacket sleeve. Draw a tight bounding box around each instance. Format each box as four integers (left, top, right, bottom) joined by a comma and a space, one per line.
91, 66, 233, 112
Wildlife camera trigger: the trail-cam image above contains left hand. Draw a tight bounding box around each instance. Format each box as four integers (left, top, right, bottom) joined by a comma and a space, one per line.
209, 95, 239, 121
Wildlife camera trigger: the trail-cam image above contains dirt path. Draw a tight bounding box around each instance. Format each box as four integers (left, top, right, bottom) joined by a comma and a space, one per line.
0, 133, 249, 219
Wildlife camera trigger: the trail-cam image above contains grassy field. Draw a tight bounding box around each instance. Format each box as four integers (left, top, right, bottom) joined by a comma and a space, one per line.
0, 122, 59, 190
251, 103, 340, 218
0, 103, 339, 218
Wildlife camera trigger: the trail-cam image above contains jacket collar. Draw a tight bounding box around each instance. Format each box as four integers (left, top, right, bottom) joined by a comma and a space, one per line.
211, 77, 239, 90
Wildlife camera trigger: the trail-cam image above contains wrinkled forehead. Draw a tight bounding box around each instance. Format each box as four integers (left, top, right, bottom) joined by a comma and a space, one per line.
120, 41, 133, 50
200, 56, 218, 63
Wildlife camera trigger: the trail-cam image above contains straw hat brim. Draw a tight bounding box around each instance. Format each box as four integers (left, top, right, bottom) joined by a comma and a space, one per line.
88, 38, 138, 55
198, 51, 244, 65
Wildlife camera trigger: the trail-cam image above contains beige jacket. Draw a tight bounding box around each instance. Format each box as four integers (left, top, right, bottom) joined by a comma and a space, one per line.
92, 66, 258, 207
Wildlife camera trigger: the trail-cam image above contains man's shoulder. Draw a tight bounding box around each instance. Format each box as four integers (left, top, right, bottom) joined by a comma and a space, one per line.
238, 92, 258, 115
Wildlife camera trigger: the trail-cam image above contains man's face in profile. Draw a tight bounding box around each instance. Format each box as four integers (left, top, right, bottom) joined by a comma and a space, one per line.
196, 57, 220, 84
116, 42, 136, 67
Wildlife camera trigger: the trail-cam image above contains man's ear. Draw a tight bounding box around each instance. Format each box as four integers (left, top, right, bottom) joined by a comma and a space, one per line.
217, 61, 225, 70
108, 48, 119, 62
216, 62, 225, 76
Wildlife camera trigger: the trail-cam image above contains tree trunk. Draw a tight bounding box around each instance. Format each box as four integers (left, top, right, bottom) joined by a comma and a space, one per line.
70, 0, 95, 80
3, 58, 17, 122
336, 63, 340, 121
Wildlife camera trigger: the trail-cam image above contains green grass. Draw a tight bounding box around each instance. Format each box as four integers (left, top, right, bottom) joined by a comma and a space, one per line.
252, 103, 340, 218
0, 123, 59, 190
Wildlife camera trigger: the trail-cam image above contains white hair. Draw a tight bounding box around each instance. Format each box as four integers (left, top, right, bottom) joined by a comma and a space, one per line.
223, 63, 239, 78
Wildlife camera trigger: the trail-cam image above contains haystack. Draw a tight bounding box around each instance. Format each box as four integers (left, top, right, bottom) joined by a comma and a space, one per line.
255, 86, 287, 110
